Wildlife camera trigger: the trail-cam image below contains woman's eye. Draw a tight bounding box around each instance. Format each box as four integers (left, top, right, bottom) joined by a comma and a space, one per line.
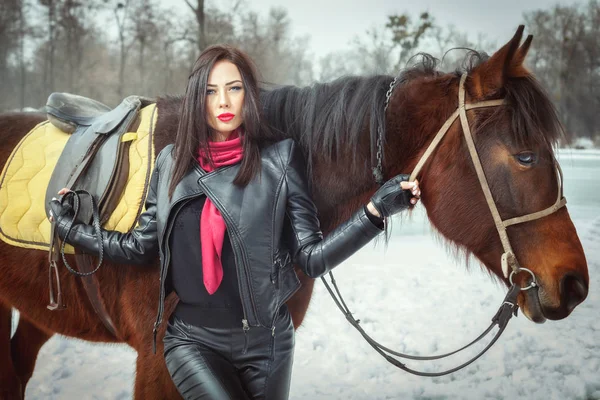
206, 89, 215, 95
516, 152, 537, 165
230, 86, 243, 91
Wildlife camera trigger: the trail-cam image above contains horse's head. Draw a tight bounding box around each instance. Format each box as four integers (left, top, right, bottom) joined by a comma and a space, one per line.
389, 26, 588, 323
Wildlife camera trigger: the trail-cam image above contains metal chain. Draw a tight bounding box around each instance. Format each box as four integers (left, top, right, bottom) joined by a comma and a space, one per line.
373, 76, 400, 185
384, 76, 398, 111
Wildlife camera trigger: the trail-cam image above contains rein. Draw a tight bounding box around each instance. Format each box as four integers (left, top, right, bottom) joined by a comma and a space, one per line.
53, 190, 105, 278
325, 73, 567, 376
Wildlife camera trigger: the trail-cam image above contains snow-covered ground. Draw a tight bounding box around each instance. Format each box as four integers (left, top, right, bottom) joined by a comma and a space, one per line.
22, 150, 600, 399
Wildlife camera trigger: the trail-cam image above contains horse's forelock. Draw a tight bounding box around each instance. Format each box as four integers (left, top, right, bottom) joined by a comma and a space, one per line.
455, 50, 562, 151
503, 75, 564, 152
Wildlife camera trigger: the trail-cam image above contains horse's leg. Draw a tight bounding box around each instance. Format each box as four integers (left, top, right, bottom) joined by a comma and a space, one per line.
134, 351, 181, 400
129, 294, 181, 399
11, 315, 52, 395
286, 270, 315, 329
0, 304, 22, 399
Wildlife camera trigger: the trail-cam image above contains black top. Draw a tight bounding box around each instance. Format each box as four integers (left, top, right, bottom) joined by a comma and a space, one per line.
169, 195, 244, 328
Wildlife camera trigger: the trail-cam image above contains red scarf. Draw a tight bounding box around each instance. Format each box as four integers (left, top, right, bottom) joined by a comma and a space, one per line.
196, 129, 244, 294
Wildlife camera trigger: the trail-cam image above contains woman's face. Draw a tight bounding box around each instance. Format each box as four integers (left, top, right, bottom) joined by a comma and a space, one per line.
205, 60, 245, 140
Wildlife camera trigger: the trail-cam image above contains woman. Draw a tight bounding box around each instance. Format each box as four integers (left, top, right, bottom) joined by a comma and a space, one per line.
49, 45, 421, 400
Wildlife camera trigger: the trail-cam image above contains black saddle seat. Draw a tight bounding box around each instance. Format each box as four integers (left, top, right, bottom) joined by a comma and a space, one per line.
46, 93, 112, 132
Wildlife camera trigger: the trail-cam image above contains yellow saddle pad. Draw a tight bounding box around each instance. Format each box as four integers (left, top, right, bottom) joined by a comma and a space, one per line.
0, 104, 157, 253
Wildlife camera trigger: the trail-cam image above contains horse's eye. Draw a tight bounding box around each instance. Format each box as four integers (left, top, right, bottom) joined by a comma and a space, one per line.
516, 152, 537, 165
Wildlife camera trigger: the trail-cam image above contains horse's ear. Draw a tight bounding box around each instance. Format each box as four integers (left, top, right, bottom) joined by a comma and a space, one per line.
512, 34, 533, 69
470, 26, 532, 97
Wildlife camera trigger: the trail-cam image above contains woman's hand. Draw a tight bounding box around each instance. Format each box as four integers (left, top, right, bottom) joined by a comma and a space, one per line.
367, 175, 420, 218
48, 188, 72, 222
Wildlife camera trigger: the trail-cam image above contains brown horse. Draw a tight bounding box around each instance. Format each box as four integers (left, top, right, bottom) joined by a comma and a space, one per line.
0, 27, 589, 399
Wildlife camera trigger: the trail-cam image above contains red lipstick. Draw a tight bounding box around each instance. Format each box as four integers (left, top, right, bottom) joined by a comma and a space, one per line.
217, 113, 235, 122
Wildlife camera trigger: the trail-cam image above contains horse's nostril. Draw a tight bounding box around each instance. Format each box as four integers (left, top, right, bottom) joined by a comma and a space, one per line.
561, 273, 588, 313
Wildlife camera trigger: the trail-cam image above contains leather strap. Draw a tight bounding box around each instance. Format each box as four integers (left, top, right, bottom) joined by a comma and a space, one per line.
75, 252, 121, 339
322, 273, 520, 376
47, 220, 67, 310
457, 76, 517, 258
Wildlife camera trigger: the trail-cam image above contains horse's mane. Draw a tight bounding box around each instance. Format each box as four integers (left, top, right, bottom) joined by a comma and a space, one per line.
260, 50, 564, 171
259, 74, 394, 168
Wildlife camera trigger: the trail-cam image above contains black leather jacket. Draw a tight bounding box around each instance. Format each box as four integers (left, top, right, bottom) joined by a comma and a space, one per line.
55, 139, 383, 351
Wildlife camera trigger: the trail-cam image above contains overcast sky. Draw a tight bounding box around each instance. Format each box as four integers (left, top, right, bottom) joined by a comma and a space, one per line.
176, 0, 581, 59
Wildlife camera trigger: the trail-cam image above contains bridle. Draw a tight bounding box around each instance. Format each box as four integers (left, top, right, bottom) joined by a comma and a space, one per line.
409, 73, 566, 280
323, 73, 567, 376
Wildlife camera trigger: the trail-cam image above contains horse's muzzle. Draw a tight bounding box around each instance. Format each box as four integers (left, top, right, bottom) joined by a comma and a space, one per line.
540, 272, 588, 320
560, 272, 588, 314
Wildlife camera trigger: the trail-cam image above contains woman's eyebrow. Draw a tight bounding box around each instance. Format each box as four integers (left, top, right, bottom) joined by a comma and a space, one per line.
207, 80, 243, 87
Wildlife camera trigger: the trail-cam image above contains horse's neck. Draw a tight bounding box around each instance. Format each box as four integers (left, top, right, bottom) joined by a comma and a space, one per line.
306, 80, 454, 227
383, 82, 458, 180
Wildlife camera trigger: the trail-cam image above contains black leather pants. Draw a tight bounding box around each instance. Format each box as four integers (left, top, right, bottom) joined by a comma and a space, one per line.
163, 306, 295, 400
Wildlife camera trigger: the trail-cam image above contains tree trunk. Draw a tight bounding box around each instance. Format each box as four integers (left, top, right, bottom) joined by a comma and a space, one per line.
197, 0, 205, 51
18, 2, 25, 110
139, 38, 145, 92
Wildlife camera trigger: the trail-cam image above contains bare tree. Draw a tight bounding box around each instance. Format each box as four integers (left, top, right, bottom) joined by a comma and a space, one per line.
318, 51, 357, 82
0, 0, 36, 110
0, 0, 21, 79
33, 0, 98, 96
16, 0, 36, 109
184, 0, 206, 52
57, 0, 92, 92
113, 0, 133, 98
352, 26, 396, 74
231, 7, 313, 85
156, 10, 195, 94
317, 11, 436, 79
38, 0, 58, 94
130, 0, 159, 91
386, 12, 434, 69
524, 3, 599, 142
204, 2, 238, 46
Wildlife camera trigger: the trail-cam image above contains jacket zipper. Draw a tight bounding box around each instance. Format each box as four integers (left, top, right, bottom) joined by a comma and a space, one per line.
269, 255, 286, 360
242, 318, 250, 354
153, 195, 198, 352
219, 210, 252, 344
271, 325, 276, 361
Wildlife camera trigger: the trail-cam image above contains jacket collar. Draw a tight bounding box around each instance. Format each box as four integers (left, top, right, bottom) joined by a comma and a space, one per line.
169, 161, 241, 205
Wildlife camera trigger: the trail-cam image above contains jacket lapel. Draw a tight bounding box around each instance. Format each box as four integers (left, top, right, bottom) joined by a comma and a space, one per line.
170, 164, 204, 203
197, 163, 243, 225
167, 160, 244, 227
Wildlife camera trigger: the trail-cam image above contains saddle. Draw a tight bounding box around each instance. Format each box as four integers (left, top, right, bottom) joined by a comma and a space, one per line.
45, 93, 154, 225
44, 93, 156, 339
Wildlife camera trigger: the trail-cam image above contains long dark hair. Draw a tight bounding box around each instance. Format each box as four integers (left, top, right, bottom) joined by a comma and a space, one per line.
168, 44, 277, 198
